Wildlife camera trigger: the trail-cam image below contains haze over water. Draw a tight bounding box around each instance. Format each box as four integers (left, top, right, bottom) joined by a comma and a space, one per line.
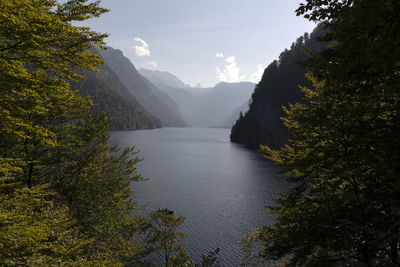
111, 128, 288, 266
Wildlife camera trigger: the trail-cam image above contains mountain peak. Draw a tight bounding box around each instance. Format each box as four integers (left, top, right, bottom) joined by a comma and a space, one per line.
214, 81, 255, 88
139, 68, 188, 89
104, 46, 124, 56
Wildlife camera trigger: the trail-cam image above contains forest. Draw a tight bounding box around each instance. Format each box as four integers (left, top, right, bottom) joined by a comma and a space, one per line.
230, 24, 326, 148
1, 0, 399, 266
240, 1, 400, 266
0, 0, 209, 265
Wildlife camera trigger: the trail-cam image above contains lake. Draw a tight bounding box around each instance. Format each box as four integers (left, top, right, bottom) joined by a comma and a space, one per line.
110, 128, 288, 266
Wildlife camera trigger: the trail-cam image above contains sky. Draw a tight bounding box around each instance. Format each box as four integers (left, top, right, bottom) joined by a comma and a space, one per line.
81, 0, 316, 87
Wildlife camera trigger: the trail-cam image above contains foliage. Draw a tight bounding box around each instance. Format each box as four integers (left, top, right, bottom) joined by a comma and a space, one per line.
146, 210, 191, 266
197, 248, 221, 267
243, 0, 400, 266
0, 0, 106, 183
0, 0, 151, 265
0, 182, 91, 266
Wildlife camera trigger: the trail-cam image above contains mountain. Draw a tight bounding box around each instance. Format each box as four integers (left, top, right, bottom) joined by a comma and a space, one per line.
230, 25, 326, 148
140, 75, 184, 120
77, 62, 161, 130
220, 100, 250, 129
139, 69, 213, 95
139, 69, 196, 119
97, 47, 188, 127
139, 69, 188, 89
140, 69, 255, 128
189, 82, 255, 127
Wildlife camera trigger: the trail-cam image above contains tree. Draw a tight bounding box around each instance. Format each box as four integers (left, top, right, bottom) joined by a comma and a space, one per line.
243, 0, 400, 266
0, 0, 107, 186
230, 26, 326, 149
0, 0, 149, 264
146, 210, 191, 266
197, 248, 221, 267
0, 182, 98, 265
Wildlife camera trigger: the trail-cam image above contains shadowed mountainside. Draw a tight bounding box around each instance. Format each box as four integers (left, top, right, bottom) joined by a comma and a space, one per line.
230, 26, 326, 148
98, 47, 188, 127
77, 62, 161, 130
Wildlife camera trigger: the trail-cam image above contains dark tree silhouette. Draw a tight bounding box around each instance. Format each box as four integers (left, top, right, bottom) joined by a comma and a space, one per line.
230, 25, 326, 149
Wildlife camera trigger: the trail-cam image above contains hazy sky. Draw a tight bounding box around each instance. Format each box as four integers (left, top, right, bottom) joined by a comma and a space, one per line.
82, 0, 316, 87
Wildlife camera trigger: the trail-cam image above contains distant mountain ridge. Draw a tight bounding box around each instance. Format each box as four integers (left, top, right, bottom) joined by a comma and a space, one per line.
140, 75, 185, 120
139, 69, 189, 89
191, 82, 254, 127
140, 68, 255, 128
98, 47, 188, 127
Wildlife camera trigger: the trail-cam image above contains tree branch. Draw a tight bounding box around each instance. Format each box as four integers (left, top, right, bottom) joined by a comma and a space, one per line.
0, 41, 23, 52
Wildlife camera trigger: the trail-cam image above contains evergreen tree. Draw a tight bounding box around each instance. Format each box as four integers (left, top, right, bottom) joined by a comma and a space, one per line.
230, 26, 326, 149
243, 0, 400, 266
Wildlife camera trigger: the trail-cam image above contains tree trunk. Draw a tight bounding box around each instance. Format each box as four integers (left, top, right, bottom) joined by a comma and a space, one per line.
27, 162, 33, 188
390, 239, 398, 266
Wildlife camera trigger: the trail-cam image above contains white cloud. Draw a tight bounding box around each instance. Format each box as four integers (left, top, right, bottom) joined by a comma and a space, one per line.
216, 53, 224, 58
216, 55, 240, 83
249, 64, 265, 83
225, 56, 235, 64
133, 37, 150, 57
215, 54, 265, 84
146, 61, 158, 68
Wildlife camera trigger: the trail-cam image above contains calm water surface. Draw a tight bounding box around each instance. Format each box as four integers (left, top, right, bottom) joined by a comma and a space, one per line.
110, 128, 288, 266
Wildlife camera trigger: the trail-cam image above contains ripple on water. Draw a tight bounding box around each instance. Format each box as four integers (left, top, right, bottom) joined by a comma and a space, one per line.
110, 128, 289, 266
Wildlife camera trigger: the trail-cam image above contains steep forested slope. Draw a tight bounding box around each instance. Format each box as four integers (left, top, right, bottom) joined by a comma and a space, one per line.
230, 26, 326, 148
78, 62, 161, 130
97, 47, 188, 127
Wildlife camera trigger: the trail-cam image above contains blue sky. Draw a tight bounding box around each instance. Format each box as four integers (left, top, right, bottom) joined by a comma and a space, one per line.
83, 0, 316, 87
